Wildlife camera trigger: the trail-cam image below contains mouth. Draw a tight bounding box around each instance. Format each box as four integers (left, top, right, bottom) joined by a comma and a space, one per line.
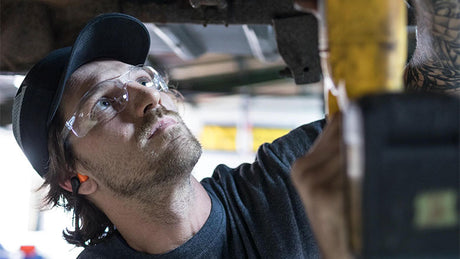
148, 117, 178, 139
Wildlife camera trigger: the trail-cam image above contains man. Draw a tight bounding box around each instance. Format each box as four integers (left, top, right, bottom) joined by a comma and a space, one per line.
13, 13, 321, 258
13, 1, 458, 258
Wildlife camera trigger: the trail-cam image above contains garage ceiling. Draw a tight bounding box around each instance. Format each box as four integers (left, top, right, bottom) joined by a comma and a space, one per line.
0, 0, 415, 126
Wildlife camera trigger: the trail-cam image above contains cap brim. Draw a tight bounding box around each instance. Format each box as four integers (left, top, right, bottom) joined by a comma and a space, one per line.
47, 13, 150, 125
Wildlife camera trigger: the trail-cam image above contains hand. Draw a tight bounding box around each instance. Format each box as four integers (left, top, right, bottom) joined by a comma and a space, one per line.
292, 114, 352, 259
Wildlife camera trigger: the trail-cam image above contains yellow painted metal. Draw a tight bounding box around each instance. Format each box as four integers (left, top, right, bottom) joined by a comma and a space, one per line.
324, 0, 407, 114
252, 128, 290, 151
199, 125, 290, 152
322, 0, 408, 254
200, 125, 237, 151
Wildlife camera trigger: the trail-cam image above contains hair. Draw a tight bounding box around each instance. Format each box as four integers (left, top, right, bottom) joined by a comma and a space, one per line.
40, 74, 184, 247
42, 107, 115, 247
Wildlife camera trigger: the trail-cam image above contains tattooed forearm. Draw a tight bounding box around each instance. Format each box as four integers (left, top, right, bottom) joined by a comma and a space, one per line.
404, 0, 460, 94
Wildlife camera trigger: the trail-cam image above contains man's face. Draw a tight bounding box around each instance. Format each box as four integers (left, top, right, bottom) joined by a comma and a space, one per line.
60, 60, 202, 199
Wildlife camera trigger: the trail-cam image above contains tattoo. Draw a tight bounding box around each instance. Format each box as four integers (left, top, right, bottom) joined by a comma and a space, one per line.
404, 0, 460, 94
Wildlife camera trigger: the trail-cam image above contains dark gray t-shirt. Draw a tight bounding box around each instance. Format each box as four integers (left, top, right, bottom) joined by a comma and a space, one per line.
78, 119, 325, 259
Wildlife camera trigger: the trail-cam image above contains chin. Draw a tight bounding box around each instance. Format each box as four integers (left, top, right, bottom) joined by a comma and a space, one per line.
149, 124, 202, 184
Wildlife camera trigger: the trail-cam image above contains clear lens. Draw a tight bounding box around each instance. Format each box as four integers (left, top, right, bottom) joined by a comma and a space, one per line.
62, 65, 168, 139
70, 80, 128, 137
143, 66, 169, 92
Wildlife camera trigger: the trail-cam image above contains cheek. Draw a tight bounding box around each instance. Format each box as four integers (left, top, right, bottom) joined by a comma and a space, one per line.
76, 122, 136, 167
83, 119, 135, 151
100, 118, 135, 141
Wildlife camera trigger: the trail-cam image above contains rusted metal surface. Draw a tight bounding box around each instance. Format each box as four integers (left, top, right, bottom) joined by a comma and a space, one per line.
1, 0, 313, 71
189, 0, 228, 9
1, 1, 54, 72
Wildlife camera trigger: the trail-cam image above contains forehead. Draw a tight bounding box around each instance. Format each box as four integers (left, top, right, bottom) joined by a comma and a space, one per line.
60, 60, 131, 115
67, 60, 131, 94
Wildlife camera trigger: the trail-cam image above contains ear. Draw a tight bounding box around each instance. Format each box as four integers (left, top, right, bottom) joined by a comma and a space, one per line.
60, 175, 98, 195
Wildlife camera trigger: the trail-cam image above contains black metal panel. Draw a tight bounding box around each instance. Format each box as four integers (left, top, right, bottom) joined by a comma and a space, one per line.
273, 14, 321, 84
359, 93, 459, 258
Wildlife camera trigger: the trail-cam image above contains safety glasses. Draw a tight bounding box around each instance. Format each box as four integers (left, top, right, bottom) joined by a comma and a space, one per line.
61, 65, 169, 139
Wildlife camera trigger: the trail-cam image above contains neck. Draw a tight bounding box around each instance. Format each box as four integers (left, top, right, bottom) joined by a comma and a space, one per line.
92, 176, 211, 254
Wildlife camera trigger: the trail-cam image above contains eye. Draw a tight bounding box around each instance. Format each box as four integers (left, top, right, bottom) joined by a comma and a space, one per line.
92, 98, 113, 115
136, 77, 154, 88
89, 97, 119, 121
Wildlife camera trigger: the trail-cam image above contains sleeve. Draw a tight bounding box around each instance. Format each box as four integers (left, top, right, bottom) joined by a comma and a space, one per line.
205, 119, 325, 258
254, 118, 326, 177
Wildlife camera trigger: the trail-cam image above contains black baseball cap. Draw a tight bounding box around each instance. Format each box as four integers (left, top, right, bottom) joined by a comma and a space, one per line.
12, 13, 151, 177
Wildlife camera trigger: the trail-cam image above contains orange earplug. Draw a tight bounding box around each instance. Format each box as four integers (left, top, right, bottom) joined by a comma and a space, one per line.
77, 173, 89, 183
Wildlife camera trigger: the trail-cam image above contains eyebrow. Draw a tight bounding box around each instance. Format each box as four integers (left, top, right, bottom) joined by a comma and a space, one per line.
86, 67, 134, 89
66, 64, 133, 99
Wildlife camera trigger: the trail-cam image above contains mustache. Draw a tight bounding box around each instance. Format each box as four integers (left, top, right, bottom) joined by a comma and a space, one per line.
138, 106, 181, 141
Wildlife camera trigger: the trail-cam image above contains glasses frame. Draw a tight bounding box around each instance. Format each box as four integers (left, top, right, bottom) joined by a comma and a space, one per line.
60, 65, 169, 140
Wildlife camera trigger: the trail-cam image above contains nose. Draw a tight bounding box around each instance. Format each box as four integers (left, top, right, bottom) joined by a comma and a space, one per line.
127, 83, 162, 117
